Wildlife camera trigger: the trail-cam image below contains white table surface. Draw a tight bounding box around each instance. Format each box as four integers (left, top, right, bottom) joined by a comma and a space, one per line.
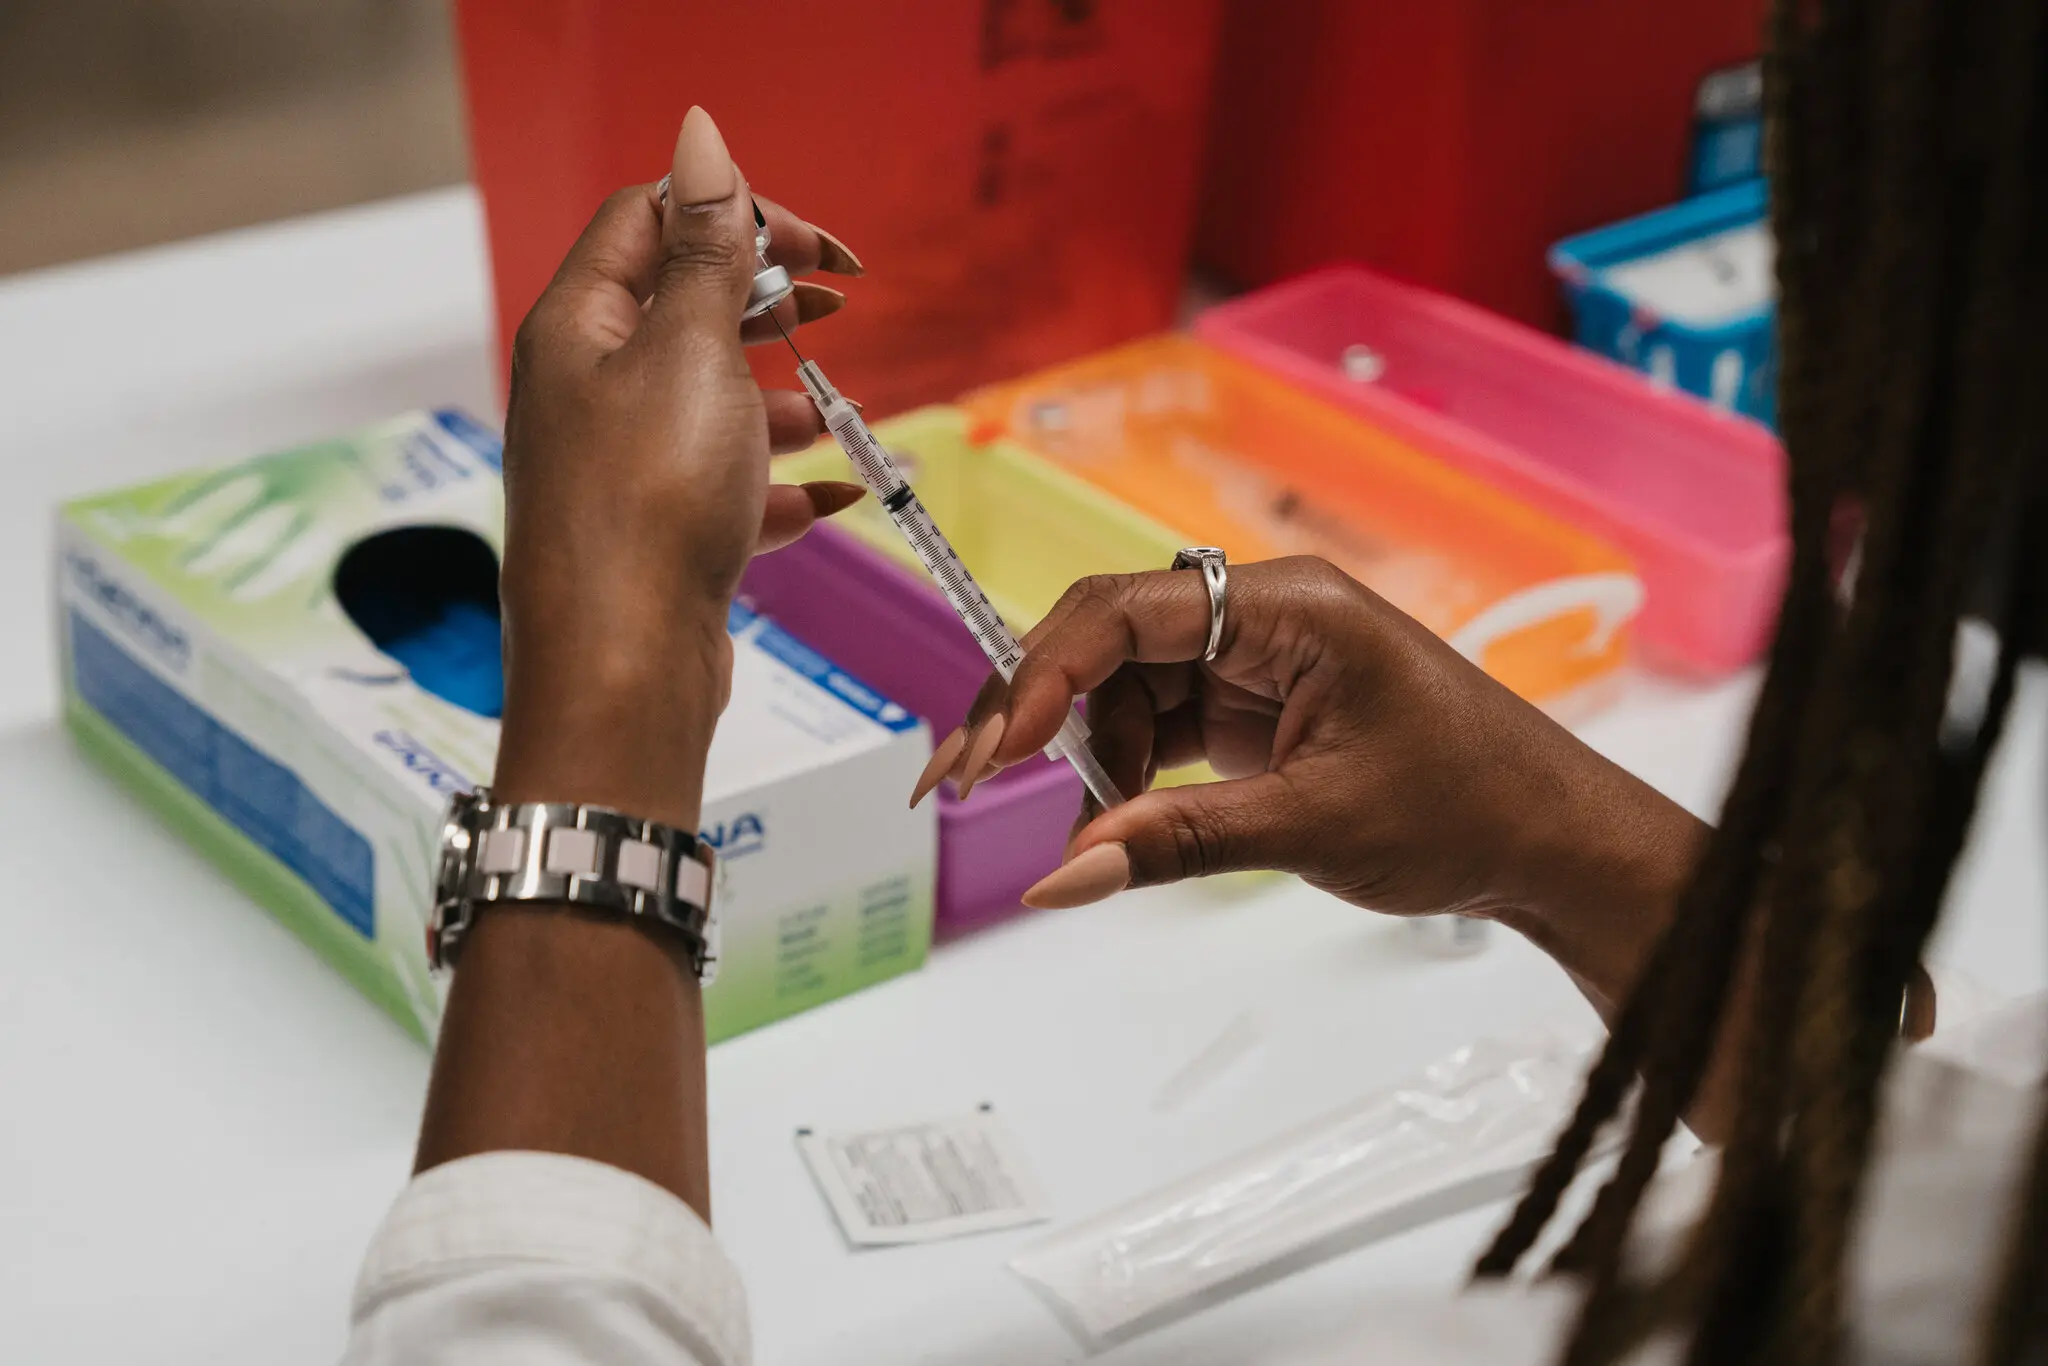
3, 188, 2043, 1366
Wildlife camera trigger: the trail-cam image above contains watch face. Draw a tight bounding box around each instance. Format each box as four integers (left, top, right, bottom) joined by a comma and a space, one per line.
428, 790, 482, 970
433, 790, 479, 910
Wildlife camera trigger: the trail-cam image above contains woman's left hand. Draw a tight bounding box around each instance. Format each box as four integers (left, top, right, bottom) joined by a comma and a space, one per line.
491, 106, 860, 830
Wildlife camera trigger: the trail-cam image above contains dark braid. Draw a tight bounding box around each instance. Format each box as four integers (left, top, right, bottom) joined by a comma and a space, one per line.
1788, 0, 2047, 1355
1767, 0, 2044, 1352
1473, 0, 1861, 1289
1714, 0, 2044, 1355
1557, 5, 1923, 1346
1769, 0, 1975, 1352
1473, 1, 2048, 1362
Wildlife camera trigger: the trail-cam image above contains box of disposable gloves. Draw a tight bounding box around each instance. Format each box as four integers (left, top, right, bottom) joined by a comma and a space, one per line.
55, 410, 935, 1043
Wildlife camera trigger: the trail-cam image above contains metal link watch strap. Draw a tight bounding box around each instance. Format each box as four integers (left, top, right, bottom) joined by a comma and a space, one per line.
429, 788, 718, 979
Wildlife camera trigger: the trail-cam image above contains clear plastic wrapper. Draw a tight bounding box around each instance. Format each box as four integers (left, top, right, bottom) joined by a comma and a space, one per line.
1010, 1032, 1602, 1347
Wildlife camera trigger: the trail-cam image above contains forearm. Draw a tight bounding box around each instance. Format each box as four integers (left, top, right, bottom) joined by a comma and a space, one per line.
1497, 767, 1935, 1144
416, 912, 713, 1216
1500, 770, 1707, 1024
412, 618, 726, 1220
1493, 757, 1767, 1143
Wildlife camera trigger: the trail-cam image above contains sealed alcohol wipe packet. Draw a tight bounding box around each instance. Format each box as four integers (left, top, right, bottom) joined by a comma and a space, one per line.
1009, 1032, 1607, 1347
798, 1107, 1051, 1248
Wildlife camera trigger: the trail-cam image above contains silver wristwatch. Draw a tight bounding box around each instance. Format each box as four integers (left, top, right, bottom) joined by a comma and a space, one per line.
429, 787, 718, 980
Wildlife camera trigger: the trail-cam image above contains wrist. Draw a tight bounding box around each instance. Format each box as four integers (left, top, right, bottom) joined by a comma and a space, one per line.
1497, 764, 1708, 1016
493, 607, 731, 831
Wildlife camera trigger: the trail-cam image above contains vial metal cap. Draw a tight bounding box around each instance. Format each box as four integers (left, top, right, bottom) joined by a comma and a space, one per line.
746, 264, 794, 318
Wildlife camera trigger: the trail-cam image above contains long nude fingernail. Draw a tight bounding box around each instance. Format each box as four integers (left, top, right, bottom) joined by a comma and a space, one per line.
1022, 842, 1131, 909
803, 480, 866, 518
793, 281, 848, 322
810, 223, 866, 276
669, 106, 736, 206
911, 728, 967, 808
954, 714, 1007, 801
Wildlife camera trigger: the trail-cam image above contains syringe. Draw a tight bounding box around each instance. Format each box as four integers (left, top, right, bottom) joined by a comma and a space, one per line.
792, 355, 1125, 811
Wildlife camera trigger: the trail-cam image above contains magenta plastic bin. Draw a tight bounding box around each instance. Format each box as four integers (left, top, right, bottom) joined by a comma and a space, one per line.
739, 524, 1079, 936
1195, 266, 1789, 676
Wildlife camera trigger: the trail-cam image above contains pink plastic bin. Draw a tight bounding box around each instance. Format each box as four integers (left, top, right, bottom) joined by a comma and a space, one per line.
739, 524, 1079, 936
1195, 266, 1788, 675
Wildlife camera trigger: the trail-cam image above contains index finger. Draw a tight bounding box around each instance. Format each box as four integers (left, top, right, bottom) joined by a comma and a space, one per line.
989, 570, 1216, 765
754, 195, 864, 278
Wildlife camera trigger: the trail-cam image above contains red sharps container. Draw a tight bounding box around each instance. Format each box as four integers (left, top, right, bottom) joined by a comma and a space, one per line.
453, 0, 1224, 415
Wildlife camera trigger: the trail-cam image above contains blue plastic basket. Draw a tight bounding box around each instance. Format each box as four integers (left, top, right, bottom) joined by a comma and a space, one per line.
1687, 61, 1763, 195
1548, 180, 1776, 427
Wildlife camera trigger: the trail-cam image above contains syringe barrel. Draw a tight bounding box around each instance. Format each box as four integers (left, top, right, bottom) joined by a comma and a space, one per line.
798, 357, 1123, 809
808, 389, 1025, 678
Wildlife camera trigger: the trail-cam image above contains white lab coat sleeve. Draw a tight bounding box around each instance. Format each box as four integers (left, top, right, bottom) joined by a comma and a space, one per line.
341, 1150, 750, 1366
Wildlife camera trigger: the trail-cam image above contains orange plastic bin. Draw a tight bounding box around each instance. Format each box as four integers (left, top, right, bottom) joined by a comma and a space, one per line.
965, 336, 1643, 712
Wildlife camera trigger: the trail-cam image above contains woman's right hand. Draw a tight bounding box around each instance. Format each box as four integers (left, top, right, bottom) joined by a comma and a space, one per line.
922, 557, 1707, 1012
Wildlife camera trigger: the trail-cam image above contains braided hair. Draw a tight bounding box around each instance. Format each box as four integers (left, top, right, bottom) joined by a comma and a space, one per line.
1473, 2, 2048, 1363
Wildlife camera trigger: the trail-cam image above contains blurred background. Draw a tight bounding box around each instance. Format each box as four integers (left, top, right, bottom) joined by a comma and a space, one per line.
0, 0, 464, 273
0, 0, 1771, 398
3, 0, 1785, 729
0, 0, 1781, 685
19, 16, 1951, 1366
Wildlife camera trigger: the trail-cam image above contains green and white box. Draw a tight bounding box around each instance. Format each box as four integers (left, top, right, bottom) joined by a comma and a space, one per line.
56, 410, 936, 1043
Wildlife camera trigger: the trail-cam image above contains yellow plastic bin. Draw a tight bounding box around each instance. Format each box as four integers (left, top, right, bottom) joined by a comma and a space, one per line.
963, 336, 1643, 713
774, 406, 1188, 629
774, 405, 1246, 804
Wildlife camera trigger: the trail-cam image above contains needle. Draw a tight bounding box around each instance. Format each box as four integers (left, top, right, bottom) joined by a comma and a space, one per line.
770, 308, 805, 363
774, 309, 859, 414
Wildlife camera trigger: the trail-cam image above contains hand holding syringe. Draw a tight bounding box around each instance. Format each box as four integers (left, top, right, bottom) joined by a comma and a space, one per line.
719, 190, 1120, 810
790, 356, 1125, 811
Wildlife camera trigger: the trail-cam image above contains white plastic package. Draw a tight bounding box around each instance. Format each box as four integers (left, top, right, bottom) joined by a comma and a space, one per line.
1010, 1032, 1603, 1347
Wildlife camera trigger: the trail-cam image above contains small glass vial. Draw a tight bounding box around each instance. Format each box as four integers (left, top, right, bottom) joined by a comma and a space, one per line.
743, 200, 793, 319
1408, 914, 1491, 958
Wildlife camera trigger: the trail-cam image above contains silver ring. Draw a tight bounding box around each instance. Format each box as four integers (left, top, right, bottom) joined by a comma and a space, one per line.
1171, 547, 1228, 662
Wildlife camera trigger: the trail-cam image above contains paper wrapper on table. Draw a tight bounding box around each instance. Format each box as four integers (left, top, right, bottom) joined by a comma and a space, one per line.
53, 411, 936, 1044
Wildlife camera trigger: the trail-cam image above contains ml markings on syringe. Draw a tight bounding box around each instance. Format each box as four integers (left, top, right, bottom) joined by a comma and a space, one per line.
766, 310, 1122, 810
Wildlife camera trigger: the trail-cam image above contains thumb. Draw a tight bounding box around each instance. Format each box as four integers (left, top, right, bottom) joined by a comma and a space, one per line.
644, 106, 755, 345
1020, 772, 1308, 908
